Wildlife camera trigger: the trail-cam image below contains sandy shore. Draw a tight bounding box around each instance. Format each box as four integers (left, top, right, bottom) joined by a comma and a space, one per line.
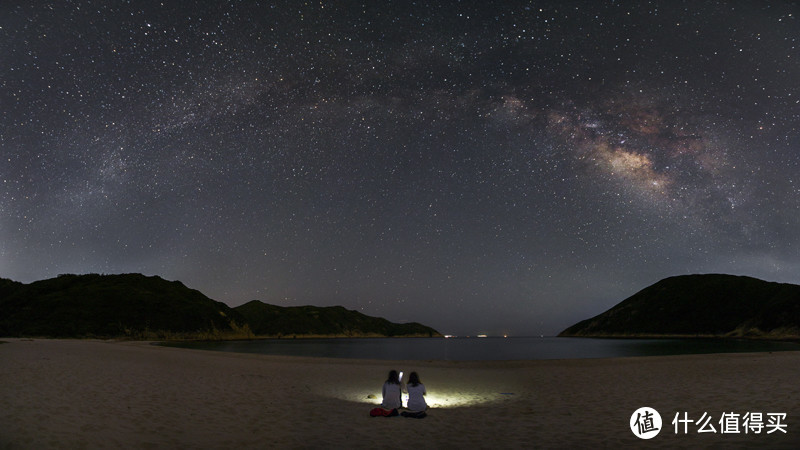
1, 339, 799, 449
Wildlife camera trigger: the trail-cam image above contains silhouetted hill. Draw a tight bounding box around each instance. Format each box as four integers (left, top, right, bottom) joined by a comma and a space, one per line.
235, 300, 442, 337
0, 274, 248, 338
0, 277, 23, 299
0, 273, 442, 339
559, 274, 800, 338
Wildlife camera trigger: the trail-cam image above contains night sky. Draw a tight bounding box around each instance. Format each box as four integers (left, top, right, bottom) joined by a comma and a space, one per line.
2, 1, 799, 336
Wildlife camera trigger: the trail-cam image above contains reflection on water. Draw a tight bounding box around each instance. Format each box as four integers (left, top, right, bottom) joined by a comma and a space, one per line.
163, 336, 800, 361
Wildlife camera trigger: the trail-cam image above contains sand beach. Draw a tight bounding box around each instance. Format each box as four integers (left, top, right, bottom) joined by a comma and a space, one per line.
1, 338, 799, 449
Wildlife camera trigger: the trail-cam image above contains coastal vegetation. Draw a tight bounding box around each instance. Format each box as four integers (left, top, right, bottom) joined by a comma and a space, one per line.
235, 300, 439, 338
559, 274, 800, 339
0, 273, 440, 339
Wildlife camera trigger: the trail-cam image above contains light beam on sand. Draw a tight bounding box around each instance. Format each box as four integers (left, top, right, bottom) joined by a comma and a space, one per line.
332, 388, 508, 408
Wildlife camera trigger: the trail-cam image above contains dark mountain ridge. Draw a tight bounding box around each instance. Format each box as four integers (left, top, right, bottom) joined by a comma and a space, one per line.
559, 274, 800, 338
0, 273, 441, 339
235, 300, 440, 338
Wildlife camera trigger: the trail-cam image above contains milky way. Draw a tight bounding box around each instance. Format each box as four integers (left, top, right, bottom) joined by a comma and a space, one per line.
2, 1, 799, 335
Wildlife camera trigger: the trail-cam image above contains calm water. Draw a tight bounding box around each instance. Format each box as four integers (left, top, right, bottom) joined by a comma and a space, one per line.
163, 337, 800, 361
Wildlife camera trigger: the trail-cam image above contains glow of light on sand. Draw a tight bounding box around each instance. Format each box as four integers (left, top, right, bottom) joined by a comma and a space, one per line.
338, 389, 507, 409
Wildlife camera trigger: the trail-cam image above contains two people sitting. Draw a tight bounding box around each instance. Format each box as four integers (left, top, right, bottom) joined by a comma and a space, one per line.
376, 369, 427, 418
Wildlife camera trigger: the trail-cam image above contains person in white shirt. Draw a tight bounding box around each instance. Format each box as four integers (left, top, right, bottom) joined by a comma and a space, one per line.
381, 370, 403, 410
405, 371, 427, 412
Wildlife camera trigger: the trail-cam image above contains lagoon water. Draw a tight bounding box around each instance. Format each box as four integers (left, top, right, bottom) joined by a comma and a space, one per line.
165, 337, 800, 361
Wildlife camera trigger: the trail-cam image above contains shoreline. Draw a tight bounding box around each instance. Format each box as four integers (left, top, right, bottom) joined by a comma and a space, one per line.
2, 338, 800, 448
158, 335, 800, 363
559, 332, 800, 341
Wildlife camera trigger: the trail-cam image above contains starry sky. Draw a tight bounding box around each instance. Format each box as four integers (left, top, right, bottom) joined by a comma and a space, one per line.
2, 1, 799, 336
